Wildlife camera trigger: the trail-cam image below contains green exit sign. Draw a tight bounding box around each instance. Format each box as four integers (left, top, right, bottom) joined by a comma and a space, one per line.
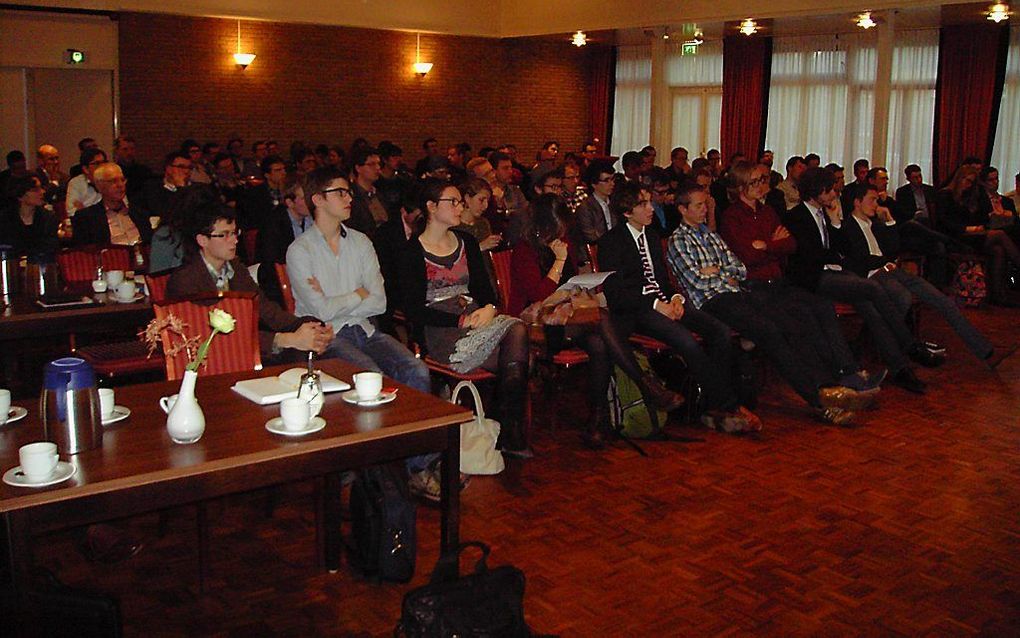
681, 43, 698, 56
64, 49, 86, 65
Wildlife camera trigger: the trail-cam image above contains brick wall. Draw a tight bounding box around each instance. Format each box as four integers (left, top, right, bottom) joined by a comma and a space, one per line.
118, 13, 599, 167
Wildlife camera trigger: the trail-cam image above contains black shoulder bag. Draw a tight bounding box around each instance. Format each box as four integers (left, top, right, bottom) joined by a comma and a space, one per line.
349, 464, 417, 583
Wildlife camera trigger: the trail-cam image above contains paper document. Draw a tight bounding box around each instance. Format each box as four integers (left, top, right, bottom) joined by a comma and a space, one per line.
232, 368, 351, 405
556, 271, 614, 292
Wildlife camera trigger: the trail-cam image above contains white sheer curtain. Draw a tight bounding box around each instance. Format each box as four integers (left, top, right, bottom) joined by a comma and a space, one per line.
611, 46, 651, 156
886, 29, 938, 185
765, 33, 876, 171
991, 26, 1020, 192
666, 41, 722, 157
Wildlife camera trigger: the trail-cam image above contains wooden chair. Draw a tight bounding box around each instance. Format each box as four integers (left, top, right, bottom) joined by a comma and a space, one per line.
274, 262, 296, 314
153, 291, 262, 380
57, 246, 132, 283
242, 229, 259, 265
145, 272, 171, 304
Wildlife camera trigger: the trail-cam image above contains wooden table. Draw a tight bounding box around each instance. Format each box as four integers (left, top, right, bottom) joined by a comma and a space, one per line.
0, 292, 153, 343
0, 360, 470, 629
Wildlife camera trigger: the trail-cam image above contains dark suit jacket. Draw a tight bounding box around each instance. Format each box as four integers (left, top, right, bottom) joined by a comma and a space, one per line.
597, 223, 677, 319
894, 183, 937, 223
140, 179, 184, 221
71, 201, 153, 247
839, 215, 901, 278
574, 194, 617, 244
784, 203, 847, 291
166, 256, 310, 359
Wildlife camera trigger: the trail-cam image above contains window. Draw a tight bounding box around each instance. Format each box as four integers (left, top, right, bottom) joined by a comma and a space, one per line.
666, 41, 723, 158
886, 29, 938, 184
991, 26, 1020, 193
611, 46, 651, 156
765, 33, 876, 172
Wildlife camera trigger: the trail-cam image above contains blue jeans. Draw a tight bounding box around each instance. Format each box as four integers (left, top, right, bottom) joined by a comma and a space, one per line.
873, 268, 993, 360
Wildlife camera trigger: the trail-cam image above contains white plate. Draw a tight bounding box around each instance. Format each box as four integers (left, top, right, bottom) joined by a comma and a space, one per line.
341, 389, 397, 407
2, 406, 28, 425
102, 405, 131, 426
265, 416, 326, 437
3, 461, 77, 488
112, 293, 145, 304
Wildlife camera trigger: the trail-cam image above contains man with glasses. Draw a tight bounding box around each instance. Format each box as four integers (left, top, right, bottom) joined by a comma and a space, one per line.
166, 202, 332, 363
142, 151, 192, 223
286, 166, 429, 392
648, 167, 678, 235
348, 146, 388, 236
71, 162, 151, 246
576, 159, 618, 244
66, 148, 118, 216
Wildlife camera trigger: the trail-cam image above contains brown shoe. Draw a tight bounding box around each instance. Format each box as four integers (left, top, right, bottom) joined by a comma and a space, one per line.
642, 375, 685, 412
700, 409, 751, 433
818, 386, 875, 411
737, 406, 764, 432
814, 406, 856, 427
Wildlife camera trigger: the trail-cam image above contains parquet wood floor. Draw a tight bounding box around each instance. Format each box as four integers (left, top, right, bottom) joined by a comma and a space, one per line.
27, 305, 1020, 637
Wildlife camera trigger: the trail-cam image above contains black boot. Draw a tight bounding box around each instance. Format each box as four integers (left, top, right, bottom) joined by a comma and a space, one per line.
638, 374, 685, 412
581, 405, 610, 450
495, 361, 532, 458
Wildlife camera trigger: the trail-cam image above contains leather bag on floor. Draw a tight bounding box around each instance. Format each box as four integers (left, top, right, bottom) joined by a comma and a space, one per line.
349, 464, 417, 583
394, 541, 532, 638
451, 381, 505, 475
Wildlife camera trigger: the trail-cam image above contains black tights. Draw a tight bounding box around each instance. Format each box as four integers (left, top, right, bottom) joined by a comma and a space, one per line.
567, 311, 647, 407
985, 230, 1020, 300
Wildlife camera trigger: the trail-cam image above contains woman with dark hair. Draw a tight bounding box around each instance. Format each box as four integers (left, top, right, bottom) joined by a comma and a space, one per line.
148, 184, 220, 273
398, 179, 532, 456
0, 175, 59, 258
508, 194, 684, 448
937, 164, 1020, 306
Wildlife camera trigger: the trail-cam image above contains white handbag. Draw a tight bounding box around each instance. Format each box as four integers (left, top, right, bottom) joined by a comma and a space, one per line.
450, 381, 505, 475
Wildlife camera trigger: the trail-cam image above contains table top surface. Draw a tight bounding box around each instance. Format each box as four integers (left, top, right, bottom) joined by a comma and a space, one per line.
0, 359, 470, 513
0, 290, 153, 338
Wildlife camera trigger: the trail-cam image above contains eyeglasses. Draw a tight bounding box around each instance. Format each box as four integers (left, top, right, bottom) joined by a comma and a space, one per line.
438, 197, 465, 207
204, 229, 242, 239
595, 176, 614, 183
748, 175, 769, 186
321, 186, 353, 198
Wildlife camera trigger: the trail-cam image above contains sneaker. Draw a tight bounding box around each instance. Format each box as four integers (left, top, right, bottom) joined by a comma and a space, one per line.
814, 406, 856, 426
408, 468, 441, 503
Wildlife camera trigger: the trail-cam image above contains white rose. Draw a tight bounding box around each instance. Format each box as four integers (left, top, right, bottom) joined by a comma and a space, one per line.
208, 308, 236, 334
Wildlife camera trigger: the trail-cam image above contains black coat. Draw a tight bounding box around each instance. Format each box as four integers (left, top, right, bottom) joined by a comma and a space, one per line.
894, 183, 937, 223
71, 201, 153, 247
596, 223, 676, 318
784, 203, 846, 291
839, 215, 901, 278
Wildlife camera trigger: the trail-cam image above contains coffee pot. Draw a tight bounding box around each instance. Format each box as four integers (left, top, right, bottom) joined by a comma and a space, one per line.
0, 245, 21, 301
40, 357, 102, 454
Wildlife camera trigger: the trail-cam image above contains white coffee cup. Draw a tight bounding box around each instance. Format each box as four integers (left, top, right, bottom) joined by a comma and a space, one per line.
91, 279, 108, 293
159, 394, 178, 414
19, 442, 59, 482
0, 389, 10, 426
280, 397, 311, 431
98, 388, 115, 420
115, 281, 137, 300
105, 270, 125, 288
353, 371, 383, 401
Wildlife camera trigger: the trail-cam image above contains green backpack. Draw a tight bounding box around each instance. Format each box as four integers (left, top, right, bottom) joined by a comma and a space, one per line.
607, 351, 668, 438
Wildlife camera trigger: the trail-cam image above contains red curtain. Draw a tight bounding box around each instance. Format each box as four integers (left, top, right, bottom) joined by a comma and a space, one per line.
721, 36, 772, 162
932, 23, 1011, 186
588, 46, 616, 154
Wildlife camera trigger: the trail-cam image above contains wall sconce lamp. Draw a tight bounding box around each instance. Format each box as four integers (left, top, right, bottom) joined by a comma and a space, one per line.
739, 19, 759, 36
856, 11, 878, 29
414, 33, 433, 77
572, 30, 588, 47
987, 3, 1011, 22
234, 20, 256, 69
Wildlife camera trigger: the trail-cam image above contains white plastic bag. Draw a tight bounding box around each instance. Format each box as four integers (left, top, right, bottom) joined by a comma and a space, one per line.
451, 381, 505, 475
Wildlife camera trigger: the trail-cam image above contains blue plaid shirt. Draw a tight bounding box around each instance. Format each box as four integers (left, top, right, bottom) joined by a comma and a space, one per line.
666, 222, 746, 309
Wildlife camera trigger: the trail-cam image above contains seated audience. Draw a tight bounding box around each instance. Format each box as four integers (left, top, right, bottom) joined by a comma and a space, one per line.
65, 147, 111, 215
666, 147, 690, 186
181, 139, 212, 184
598, 181, 758, 433
211, 152, 242, 208
507, 167, 564, 245
114, 135, 153, 204
774, 155, 805, 212
256, 179, 311, 267
374, 188, 425, 324
398, 179, 531, 456
562, 161, 587, 213
575, 159, 618, 244
376, 142, 412, 218
149, 184, 215, 274
667, 184, 872, 426
455, 178, 500, 251
509, 194, 684, 446
487, 151, 528, 236
979, 166, 1018, 235
71, 163, 152, 247
67, 137, 98, 178
0, 174, 59, 258
891, 164, 953, 286
166, 202, 332, 363
1006, 171, 1020, 212
142, 151, 191, 223
841, 158, 870, 211
841, 183, 994, 362
786, 167, 935, 393
348, 146, 388, 236
236, 154, 287, 231
647, 167, 679, 235
34, 144, 69, 206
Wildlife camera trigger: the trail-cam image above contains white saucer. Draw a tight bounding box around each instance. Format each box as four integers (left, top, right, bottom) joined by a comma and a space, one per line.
341, 389, 397, 407
2, 406, 28, 425
3, 461, 77, 488
112, 293, 145, 304
265, 416, 326, 437
102, 406, 131, 426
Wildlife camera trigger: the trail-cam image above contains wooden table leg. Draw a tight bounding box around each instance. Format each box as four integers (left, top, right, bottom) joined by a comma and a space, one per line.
1, 512, 31, 636
197, 503, 209, 593
439, 424, 460, 556
322, 472, 342, 573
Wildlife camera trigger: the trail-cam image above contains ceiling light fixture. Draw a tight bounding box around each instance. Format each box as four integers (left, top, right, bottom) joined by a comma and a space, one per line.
413, 33, 433, 77
233, 20, 256, 68
572, 30, 588, 47
856, 11, 878, 29
987, 3, 1011, 22
739, 19, 758, 36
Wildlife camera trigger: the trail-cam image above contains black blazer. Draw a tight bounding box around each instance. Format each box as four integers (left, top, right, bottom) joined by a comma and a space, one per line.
597, 223, 677, 318
140, 179, 183, 221
71, 201, 153, 247
839, 215, 901, 278
784, 203, 846, 291
894, 183, 937, 223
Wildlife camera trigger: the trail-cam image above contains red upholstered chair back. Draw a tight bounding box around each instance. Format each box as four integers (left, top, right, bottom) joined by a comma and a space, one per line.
489, 250, 513, 313
145, 272, 171, 304
57, 246, 132, 282
586, 244, 600, 272
242, 229, 259, 265
274, 263, 296, 314
153, 291, 262, 381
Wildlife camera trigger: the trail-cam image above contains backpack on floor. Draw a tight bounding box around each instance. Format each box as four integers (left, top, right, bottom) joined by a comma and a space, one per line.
607, 351, 668, 439
349, 464, 417, 583
951, 260, 987, 308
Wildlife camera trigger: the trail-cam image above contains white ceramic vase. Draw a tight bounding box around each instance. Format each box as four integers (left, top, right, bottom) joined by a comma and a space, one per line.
166, 369, 205, 444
